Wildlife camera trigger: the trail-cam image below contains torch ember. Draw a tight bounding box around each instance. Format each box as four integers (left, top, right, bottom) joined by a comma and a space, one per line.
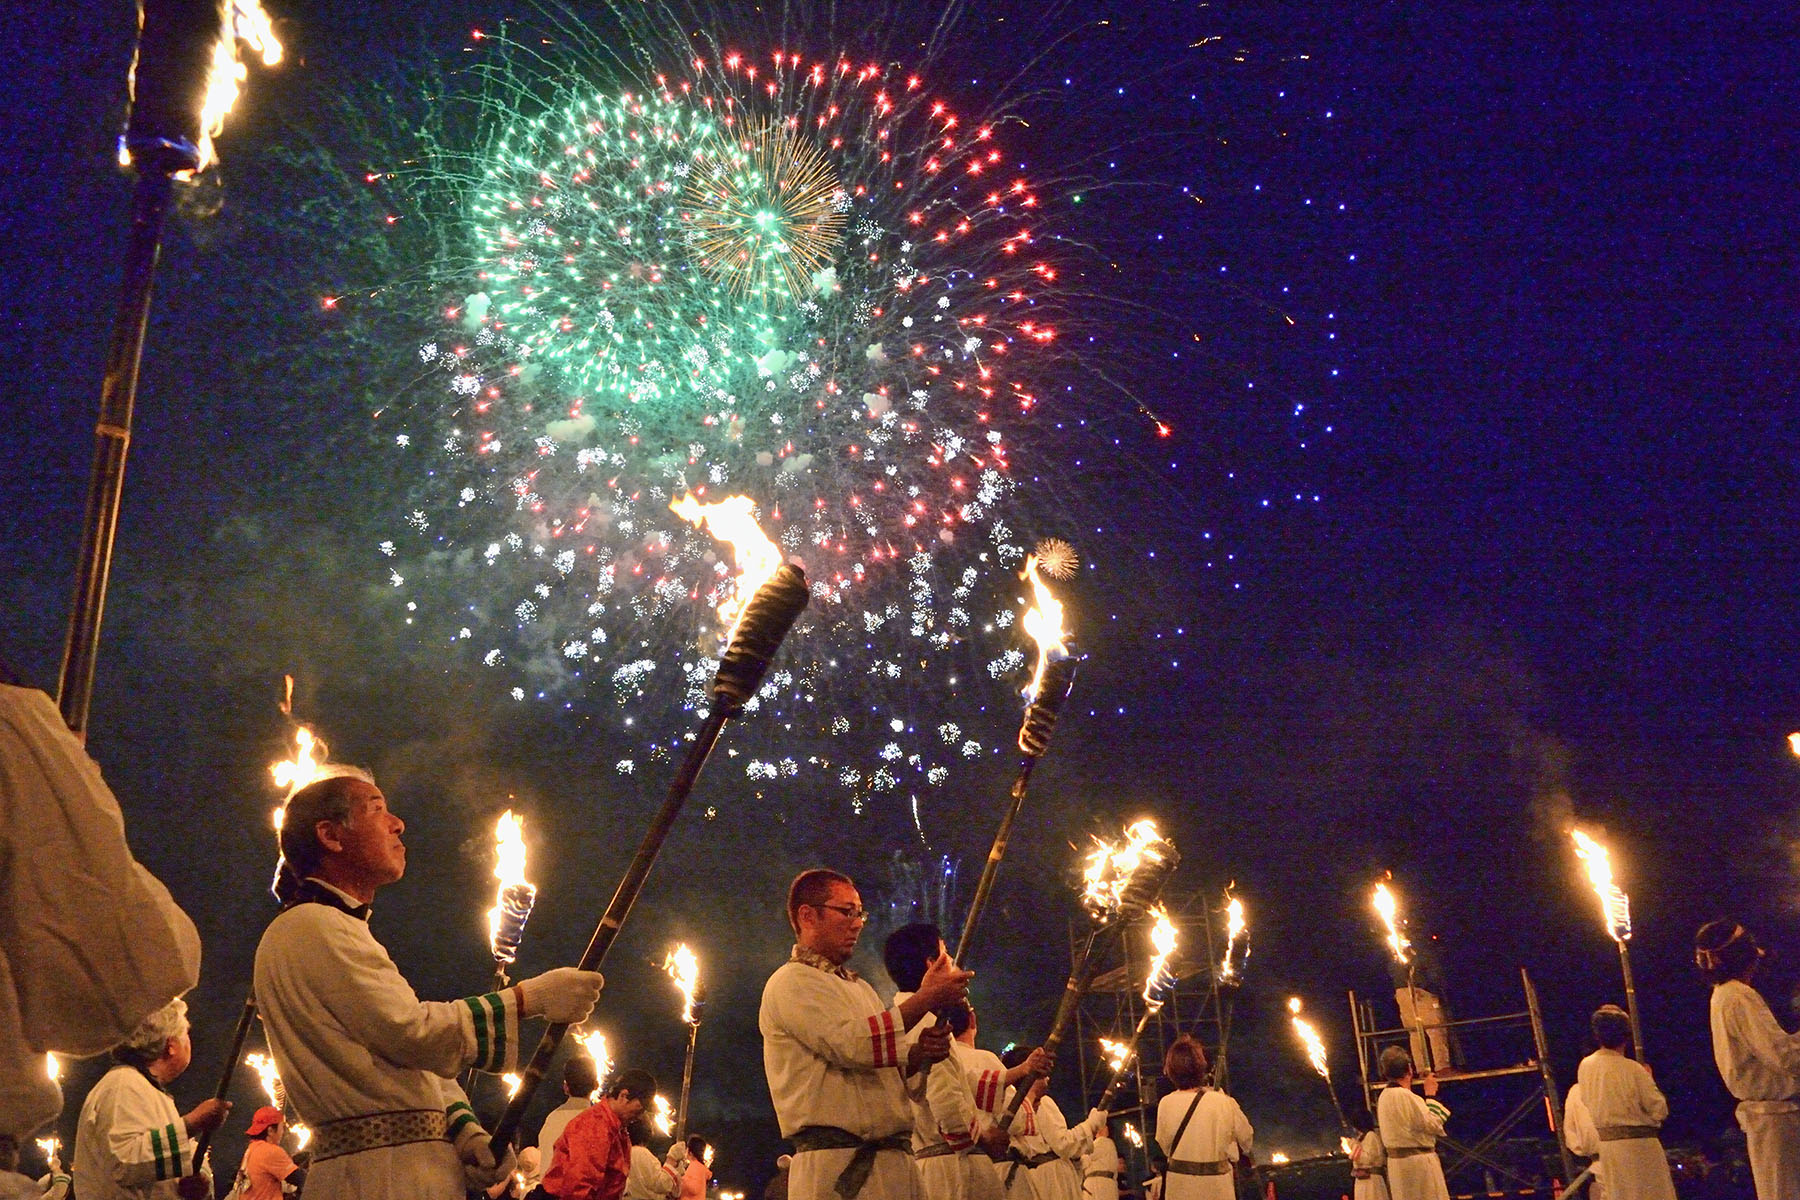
1571, 829, 1631, 941
487, 810, 538, 968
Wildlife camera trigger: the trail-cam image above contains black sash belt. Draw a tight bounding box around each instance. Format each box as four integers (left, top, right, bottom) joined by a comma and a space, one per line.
791, 1126, 912, 1198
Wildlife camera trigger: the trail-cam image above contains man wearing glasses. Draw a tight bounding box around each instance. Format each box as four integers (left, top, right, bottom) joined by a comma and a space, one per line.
761, 870, 973, 1200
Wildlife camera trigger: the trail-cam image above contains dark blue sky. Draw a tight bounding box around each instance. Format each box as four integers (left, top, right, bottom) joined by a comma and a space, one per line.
3, 0, 1798, 1188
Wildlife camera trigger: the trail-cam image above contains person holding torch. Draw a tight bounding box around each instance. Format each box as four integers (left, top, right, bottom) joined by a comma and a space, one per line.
760, 870, 973, 1200
1373, 1047, 1449, 1200
1575, 1006, 1672, 1200
254, 772, 605, 1200
1151, 1036, 1252, 1200
1694, 918, 1800, 1200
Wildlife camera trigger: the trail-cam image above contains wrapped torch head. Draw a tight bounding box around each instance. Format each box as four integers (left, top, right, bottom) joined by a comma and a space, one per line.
491, 882, 538, 965
1018, 652, 1079, 757
713, 563, 810, 711
1116, 839, 1180, 921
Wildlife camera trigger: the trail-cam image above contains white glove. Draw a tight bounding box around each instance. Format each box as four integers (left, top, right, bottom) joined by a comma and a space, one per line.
519, 967, 605, 1023
665, 1141, 690, 1172
456, 1122, 519, 1189
1085, 1108, 1108, 1136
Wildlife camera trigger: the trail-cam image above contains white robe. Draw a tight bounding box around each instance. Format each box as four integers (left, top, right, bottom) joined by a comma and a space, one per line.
1154, 1089, 1251, 1200
538, 1095, 593, 1181
0, 686, 201, 1138
1351, 1129, 1391, 1200
760, 955, 919, 1200
253, 882, 521, 1200
624, 1143, 682, 1200
1563, 1084, 1606, 1200
891, 997, 986, 1200
71, 1065, 205, 1200
1710, 980, 1800, 1200
1080, 1136, 1119, 1200
1576, 1051, 1673, 1200
1028, 1097, 1095, 1200
1375, 1087, 1449, 1200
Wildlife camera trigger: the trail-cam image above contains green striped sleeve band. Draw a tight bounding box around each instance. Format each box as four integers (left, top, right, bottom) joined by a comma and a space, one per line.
149, 1122, 185, 1180
462, 991, 512, 1072
1425, 1099, 1449, 1121
446, 1100, 480, 1140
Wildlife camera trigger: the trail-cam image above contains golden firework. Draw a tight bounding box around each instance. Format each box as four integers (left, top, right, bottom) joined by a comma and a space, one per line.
683, 122, 847, 300
1034, 538, 1080, 580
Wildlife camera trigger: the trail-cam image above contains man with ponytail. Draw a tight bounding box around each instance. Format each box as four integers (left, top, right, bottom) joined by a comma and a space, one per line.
254, 772, 605, 1200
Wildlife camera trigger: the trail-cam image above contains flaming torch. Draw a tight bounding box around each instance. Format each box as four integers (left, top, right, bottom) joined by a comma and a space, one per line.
490, 495, 809, 1154
56, 0, 281, 736
246, 1050, 311, 1148
1288, 998, 1352, 1134
1571, 829, 1645, 1061
1094, 905, 1180, 1111
574, 1028, 612, 1097
487, 810, 538, 989
664, 943, 706, 1142
1372, 878, 1437, 1073
998, 820, 1180, 1131
1214, 887, 1249, 1088
954, 545, 1081, 966
651, 1094, 677, 1138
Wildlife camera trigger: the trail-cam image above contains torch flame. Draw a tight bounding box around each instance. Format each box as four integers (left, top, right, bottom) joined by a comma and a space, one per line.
34, 1137, 58, 1169
651, 1094, 675, 1136
245, 1052, 285, 1110
1020, 552, 1071, 702
271, 725, 328, 801
670, 494, 785, 640
1099, 1037, 1132, 1073
1220, 893, 1247, 981
663, 943, 702, 1025
1288, 997, 1330, 1080
192, 0, 283, 172
1372, 882, 1410, 965
1271, 1152, 1290, 1165
502, 1073, 523, 1098
45, 1053, 60, 1082
487, 810, 534, 957
1142, 906, 1179, 1005
574, 1029, 611, 1099
1571, 828, 1632, 941
1122, 1123, 1143, 1148
1081, 819, 1167, 916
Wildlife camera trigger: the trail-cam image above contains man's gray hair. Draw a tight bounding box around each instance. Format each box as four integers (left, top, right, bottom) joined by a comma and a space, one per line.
114, 997, 189, 1066
272, 767, 376, 904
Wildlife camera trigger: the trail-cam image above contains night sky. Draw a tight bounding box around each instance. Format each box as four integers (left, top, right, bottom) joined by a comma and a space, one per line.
4, 0, 1798, 1191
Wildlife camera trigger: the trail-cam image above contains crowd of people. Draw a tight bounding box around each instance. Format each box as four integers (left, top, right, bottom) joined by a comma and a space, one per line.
6, 673, 1800, 1200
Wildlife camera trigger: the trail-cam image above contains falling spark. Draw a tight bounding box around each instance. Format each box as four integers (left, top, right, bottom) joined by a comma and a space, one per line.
1372, 882, 1410, 965
1571, 829, 1632, 941
1141, 906, 1178, 1005
1019, 552, 1071, 701
1288, 997, 1330, 1080
670, 493, 785, 639
1081, 819, 1169, 917
1219, 892, 1247, 981
664, 943, 702, 1025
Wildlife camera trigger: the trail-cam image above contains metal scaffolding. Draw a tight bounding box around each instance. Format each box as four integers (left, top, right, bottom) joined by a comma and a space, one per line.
1350, 967, 1575, 1194
1071, 887, 1246, 1190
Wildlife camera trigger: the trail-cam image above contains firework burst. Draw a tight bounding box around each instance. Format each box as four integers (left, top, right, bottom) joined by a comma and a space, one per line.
383, 34, 1083, 808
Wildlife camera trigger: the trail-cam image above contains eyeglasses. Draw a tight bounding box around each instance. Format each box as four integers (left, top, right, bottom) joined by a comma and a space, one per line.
812, 902, 868, 923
